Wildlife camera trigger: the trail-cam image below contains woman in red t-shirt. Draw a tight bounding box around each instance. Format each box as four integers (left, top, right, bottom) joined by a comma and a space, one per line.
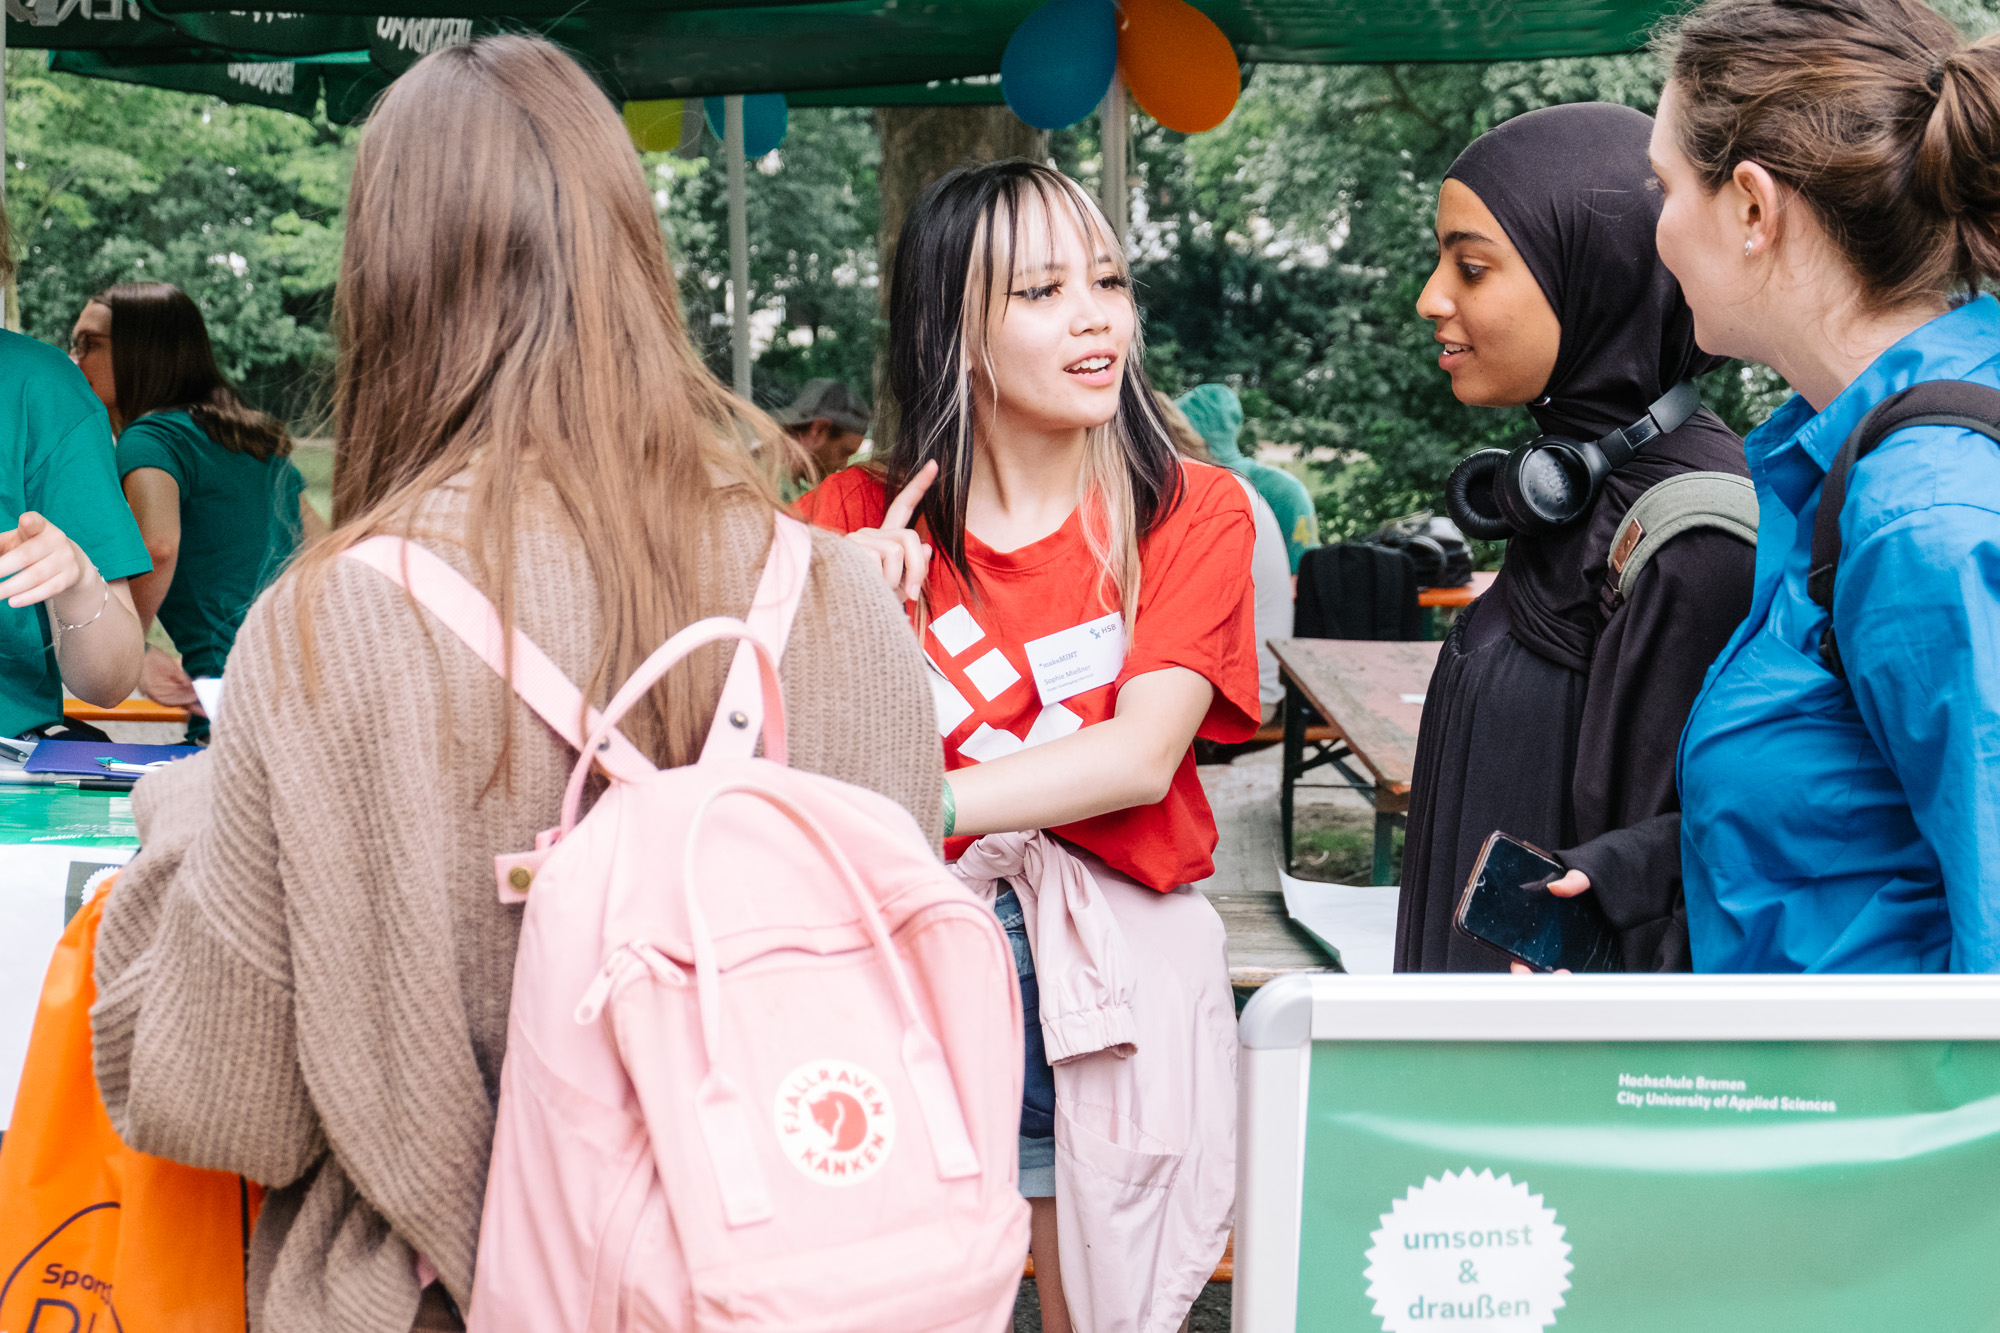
798, 160, 1257, 1330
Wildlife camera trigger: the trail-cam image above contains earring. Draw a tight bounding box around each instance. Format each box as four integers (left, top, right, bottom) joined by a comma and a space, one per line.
1744, 239, 1755, 257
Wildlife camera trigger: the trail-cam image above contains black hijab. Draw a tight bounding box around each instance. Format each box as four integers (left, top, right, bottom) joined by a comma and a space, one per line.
1445, 102, 1739, 672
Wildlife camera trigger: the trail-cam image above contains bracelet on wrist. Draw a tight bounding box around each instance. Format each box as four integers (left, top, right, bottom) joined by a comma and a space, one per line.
941, 777, 956, 838
52, 573, 109, 635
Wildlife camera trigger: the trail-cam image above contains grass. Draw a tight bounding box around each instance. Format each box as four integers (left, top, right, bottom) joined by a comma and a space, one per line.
1290, 822, 1405, 886
293, 438, 333, 522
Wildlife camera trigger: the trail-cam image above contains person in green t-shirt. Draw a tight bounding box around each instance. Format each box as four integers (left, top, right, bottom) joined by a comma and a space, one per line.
1176, 383, 1321, 576
0, 218, 152, 738
71, 284, 320, 733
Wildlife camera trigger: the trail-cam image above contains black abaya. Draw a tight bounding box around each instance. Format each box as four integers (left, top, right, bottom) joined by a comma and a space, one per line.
1394, 103, 1757, 973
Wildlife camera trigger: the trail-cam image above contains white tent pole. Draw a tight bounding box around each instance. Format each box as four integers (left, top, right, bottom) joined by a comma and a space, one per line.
724, 93, 751, 399
1099, 78, 1127, 245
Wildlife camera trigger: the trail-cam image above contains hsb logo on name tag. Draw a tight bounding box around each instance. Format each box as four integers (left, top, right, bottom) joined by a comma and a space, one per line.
1024, 613, 1126, 707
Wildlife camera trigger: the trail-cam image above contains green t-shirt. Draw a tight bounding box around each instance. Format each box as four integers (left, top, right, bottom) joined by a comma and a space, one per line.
1239, 458, 1320, 574
117, 410, 304, 681
0, 333, 152, 737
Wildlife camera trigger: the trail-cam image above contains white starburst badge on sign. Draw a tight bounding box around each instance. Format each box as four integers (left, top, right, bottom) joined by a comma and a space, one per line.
1363, 1169, 1572, 1331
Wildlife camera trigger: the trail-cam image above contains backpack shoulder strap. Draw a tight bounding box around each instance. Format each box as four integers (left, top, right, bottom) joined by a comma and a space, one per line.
700, 514, 813, 761
1606, 471, 1759, 608
341, 536, 656, 783
1809, 380, 2000, 679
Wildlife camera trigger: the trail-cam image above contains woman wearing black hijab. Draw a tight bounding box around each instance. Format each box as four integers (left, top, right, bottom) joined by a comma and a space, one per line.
1396, 102, 1755, 973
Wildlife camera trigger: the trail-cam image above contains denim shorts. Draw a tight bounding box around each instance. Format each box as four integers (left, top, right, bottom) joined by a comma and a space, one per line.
993, 887, 1057, 1198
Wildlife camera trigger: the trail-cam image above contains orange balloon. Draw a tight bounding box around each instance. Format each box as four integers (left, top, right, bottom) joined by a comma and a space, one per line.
1118, 0, 1240, 134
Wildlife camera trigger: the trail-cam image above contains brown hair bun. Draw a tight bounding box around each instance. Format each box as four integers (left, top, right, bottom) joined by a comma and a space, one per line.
1663, 0, 2000, 309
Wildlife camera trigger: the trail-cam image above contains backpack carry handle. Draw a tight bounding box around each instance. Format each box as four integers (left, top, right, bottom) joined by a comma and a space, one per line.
560, 618, 787, 834
679, 780, 983, 1224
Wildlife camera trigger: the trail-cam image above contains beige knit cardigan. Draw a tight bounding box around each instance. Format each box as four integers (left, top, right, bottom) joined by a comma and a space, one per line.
90, 484, 943, 1333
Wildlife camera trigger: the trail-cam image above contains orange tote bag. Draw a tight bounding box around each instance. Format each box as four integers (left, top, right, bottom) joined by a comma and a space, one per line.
0, 880, 262, 1332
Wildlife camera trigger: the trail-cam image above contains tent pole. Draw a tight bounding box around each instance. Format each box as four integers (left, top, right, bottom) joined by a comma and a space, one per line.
2, 0, 14, 333
724, 93, 751, 400
1099, 78, 1127, 244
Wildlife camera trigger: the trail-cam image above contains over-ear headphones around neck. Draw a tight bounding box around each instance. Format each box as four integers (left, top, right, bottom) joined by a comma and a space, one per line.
1445, 381, 1703, 541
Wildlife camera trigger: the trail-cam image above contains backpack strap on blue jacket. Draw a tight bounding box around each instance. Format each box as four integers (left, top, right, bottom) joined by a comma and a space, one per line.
1810, 381, 2000, 680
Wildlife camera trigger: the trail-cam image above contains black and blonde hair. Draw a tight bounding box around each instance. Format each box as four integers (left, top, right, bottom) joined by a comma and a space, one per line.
882, 159, 1184, 627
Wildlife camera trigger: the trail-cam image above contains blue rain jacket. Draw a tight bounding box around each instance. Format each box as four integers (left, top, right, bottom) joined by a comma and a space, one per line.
1681, 295, 2000, 973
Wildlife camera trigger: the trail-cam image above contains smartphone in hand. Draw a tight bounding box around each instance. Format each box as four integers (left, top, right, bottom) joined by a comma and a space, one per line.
1453, 831, 1622, 972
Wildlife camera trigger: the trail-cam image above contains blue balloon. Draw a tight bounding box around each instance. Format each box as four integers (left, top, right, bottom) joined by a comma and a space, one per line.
1002, 0, 1117, 131
703, 93, 789, 158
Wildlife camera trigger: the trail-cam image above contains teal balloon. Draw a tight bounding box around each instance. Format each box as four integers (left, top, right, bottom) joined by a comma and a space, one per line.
703, 93, 789, 157
1001, 0, 1117, 130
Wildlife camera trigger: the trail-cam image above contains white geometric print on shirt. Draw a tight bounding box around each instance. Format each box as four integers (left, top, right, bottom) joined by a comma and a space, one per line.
927, 663, 975, 737
928, 603, 985, 657
962, 647, 1022, 702
957, 722, 1028, 764
1022, 703, 1083, 748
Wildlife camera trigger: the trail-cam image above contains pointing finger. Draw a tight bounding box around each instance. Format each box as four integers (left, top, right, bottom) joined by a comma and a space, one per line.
899, 532, 930, 601
882, 460, 940, 532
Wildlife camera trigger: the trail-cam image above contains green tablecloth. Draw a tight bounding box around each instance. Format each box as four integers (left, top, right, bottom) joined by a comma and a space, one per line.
0, 783, 139, 848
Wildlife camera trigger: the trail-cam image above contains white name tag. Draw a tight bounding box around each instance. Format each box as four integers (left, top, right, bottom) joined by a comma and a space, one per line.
1023, 612, 1126, 707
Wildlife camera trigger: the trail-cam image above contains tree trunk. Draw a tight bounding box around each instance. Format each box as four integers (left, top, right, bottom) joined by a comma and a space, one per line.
871, 106, 1046, 451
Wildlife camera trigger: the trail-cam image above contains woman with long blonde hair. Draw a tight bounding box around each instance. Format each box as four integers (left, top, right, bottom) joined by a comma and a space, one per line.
800, 159, 1257, 1332
89, 36, 940, 1332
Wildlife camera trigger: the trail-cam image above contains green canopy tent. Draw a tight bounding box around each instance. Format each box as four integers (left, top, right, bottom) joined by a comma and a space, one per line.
150, 0, 1685, 84
47, 48, 385, 119
0, 0, 364, 55
14, 0, 1686, 385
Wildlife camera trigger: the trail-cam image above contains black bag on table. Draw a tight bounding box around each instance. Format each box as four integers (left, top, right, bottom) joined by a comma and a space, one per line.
1365, 511, 1473, 589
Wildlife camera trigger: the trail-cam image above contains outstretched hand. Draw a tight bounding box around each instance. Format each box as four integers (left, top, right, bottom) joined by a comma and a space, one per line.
846, 460, 938, 601
0, 512, 89, 609
140, 646, 202, 713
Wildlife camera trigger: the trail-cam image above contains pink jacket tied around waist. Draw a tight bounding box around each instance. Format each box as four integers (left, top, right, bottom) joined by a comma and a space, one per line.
952, 832, 1237, 1333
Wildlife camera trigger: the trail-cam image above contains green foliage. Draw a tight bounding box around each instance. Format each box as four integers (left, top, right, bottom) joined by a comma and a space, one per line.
653, 106, 882, 411
34, 37, 1964, 489
1120, 58, 1687, 540
6, 53, 354, 428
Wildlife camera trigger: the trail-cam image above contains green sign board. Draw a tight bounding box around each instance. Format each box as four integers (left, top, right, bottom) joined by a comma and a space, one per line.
1235, 975, 2000, 1332
1301, 1040, 2000, 1329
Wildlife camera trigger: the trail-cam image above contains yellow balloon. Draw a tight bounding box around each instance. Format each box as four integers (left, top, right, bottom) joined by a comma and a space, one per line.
622, 99, 685, 154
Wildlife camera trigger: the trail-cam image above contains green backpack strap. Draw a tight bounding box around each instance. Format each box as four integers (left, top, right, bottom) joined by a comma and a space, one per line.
1606, 471, 1759, 608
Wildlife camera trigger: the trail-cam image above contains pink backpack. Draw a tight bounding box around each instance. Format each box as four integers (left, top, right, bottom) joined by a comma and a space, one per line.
344, 517, 1029, 1332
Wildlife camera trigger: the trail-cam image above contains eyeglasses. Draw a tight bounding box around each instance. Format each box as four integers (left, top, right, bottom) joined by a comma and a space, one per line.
69, 332, 108, 359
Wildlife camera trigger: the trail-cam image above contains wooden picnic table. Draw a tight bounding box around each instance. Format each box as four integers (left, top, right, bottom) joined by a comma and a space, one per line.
1269, 637, 1441, 887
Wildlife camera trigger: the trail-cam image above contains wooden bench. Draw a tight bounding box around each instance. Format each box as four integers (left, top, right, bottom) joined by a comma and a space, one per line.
1416, 570, 1495, 610
64, 696, 189, 725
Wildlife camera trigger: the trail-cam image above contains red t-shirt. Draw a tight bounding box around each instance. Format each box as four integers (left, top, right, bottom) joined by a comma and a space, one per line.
798, 460, 1260, 890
